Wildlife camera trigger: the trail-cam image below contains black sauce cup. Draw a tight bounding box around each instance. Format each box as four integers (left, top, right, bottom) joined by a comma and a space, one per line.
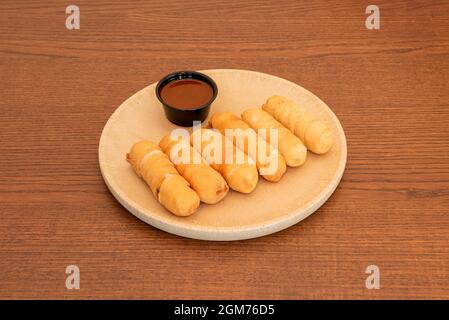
155, 71, 218, 127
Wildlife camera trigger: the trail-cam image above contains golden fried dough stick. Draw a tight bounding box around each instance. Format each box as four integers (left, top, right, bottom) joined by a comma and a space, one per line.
159, 134, 228, 204
126, 140, 200, 216
209, 112, 286, 182
263, 95, 333, 154
191, 128, 259, 193
241, 108, 307, 167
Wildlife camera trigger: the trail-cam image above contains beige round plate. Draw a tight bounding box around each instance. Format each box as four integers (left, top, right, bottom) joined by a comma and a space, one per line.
99, 69, 347, 241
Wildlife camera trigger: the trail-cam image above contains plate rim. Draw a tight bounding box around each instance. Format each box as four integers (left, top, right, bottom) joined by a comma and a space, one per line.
98, 68, 347, 241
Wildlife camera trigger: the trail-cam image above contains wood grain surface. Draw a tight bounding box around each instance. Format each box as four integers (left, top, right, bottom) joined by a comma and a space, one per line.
0, 0, 448, 299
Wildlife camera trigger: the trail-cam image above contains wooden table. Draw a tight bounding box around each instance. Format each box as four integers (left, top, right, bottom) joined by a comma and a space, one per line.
1, 0, 448, 299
